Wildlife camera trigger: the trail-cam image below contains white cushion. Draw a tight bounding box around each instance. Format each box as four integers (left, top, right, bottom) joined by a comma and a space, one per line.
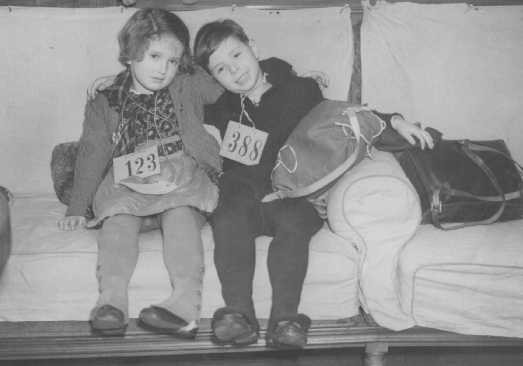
0, 194, 359, 321
327, 150, 420, 330
398, 220, 523, 337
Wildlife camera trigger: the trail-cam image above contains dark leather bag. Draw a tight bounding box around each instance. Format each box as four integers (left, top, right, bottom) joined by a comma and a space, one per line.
394, 139, 523, 230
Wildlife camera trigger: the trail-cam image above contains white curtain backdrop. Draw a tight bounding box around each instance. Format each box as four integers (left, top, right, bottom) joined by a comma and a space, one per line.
0, 6, 353, 194
361, 1, 523, 163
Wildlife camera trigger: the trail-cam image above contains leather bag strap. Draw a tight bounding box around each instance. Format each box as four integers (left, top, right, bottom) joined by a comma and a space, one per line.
432, 141, 508, 230
467, 141, 523, 172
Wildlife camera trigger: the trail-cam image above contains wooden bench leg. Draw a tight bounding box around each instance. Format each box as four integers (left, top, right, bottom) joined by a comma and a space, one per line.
364, 342, 389, 366
0, 188, 11, 276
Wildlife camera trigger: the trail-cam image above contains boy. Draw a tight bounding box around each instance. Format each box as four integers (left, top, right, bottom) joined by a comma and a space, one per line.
195, 19, 323, 349
194, 19, 433, 349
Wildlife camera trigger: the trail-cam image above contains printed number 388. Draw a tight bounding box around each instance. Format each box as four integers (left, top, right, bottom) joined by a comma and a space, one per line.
227, 131, 263, 162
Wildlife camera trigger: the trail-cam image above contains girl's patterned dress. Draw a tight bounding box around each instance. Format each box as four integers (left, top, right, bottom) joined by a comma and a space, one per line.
91, 74, 218, 226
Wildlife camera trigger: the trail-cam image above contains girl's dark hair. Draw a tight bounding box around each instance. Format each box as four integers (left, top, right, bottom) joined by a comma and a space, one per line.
194, 19, 249, 72
118, 8, 193, 74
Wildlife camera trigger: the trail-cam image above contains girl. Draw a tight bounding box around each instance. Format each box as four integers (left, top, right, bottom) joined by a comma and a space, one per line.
58, 8, 223, 337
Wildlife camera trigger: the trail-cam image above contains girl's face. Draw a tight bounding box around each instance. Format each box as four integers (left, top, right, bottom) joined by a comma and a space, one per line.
208, 36, 263, 97
129, 34, 183, 94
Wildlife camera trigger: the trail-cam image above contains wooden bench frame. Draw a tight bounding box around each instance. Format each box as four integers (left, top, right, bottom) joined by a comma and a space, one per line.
1, 318, 522, 365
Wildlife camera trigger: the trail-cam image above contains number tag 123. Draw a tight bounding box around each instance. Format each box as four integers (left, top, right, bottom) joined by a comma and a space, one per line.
113, 144, 160, 184
220, 121, 268, 166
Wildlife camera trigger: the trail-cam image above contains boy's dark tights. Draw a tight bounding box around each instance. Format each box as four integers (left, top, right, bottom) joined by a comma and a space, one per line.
211, 177, 323, 330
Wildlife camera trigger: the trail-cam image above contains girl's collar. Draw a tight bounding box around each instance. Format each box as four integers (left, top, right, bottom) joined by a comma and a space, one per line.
129, 87, 154, 96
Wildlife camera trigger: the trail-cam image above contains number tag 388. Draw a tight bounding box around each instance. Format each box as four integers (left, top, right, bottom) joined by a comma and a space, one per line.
220, 121, 268, 166
113, 144, 160, 184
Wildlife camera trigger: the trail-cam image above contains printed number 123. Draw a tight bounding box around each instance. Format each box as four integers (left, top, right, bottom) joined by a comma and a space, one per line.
113, 145, 161, 183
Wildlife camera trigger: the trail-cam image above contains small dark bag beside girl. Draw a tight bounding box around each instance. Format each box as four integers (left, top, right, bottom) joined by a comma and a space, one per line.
394, 139, 523, 230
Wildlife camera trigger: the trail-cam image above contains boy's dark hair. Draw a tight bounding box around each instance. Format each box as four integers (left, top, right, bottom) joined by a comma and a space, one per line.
118, 8, 193, 74
194, 19, 249, 72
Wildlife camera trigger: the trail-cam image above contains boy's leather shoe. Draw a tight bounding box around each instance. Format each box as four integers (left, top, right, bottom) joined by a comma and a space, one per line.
90, 304, 127, 336
211, 307, 259, 346
138, 306, 198, 339
265, 314, 311, 349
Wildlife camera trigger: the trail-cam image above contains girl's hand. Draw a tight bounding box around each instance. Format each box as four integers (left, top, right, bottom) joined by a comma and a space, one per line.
86, 75, 116, 100
391, 115, 435, 150
57, 216, 86, 231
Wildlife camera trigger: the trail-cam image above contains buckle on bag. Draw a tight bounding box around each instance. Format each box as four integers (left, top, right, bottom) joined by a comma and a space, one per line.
431, 190, 442, 213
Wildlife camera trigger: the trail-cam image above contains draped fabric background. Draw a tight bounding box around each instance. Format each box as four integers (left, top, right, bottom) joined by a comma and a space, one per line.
359, 0, 523, 334
361, 1, 523, 163
0, 6, 353, 194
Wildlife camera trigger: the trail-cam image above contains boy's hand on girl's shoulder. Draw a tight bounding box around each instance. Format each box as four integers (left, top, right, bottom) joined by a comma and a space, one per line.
390, 115, 435, 150
301, 70, 329, 90
57, 216, 86, 231
86, 75, 116, 100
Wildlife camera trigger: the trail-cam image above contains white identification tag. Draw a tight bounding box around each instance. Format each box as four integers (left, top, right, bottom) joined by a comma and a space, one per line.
220, 121, 268, 166
113, 144, 160, 184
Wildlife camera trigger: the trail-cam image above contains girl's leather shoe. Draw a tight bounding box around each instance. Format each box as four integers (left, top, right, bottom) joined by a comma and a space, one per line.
138, 306, 198, 339
90, 304, 127, 336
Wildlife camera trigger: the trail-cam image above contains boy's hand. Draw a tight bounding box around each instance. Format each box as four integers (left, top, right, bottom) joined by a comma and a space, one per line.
391, 115, 435, 150
301, 70, 329, 90
57, 216, 86, 231
86, 75, 116, 100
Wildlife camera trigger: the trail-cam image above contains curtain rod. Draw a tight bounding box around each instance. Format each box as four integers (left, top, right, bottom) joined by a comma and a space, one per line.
135, 0, 523, 11
1, 0, 523, 10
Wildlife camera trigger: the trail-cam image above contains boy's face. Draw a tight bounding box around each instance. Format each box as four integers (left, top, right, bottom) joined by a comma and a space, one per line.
208, 36, 263, 96
130, 34, 183, 94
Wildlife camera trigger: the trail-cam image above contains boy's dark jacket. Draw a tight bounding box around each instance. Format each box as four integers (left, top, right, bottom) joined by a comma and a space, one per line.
205, 57, 324, 198
205, 57, 405, 198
